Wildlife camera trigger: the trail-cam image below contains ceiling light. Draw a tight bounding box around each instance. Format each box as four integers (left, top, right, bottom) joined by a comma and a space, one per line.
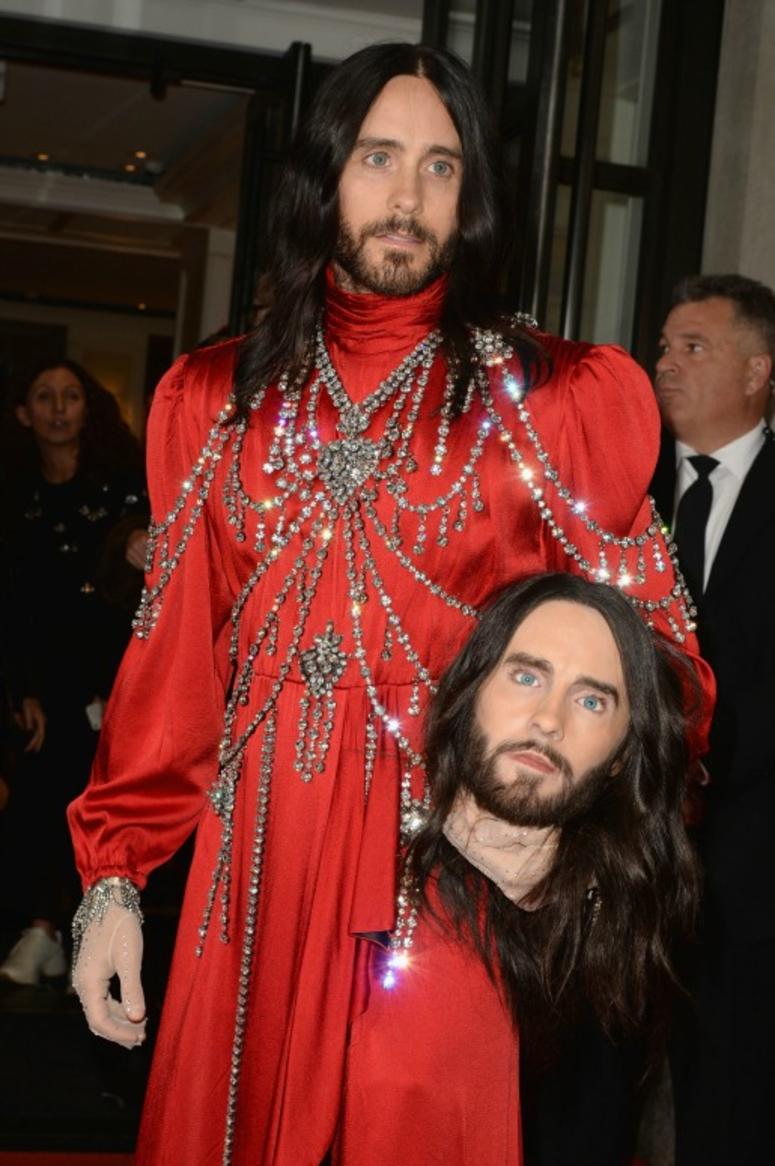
137, 302, 147, 311
36, 152, 49, 162
134, 150, 147, 159
124, 162, 137, 173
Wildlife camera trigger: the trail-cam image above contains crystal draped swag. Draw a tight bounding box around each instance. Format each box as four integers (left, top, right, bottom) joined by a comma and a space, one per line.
69, 272, 710, 1166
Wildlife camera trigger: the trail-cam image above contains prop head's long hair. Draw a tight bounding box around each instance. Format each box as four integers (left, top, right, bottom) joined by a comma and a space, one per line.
233, 42, 546, 415
408, 572, 701, 1062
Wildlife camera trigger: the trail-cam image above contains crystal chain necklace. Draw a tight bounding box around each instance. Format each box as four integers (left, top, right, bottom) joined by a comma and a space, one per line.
314, 323, 442, 438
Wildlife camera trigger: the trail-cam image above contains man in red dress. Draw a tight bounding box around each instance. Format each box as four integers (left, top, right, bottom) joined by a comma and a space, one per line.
68, 43, 710, 1166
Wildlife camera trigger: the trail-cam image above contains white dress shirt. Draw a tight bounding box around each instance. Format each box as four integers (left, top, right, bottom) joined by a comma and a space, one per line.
674, 423, 766, 588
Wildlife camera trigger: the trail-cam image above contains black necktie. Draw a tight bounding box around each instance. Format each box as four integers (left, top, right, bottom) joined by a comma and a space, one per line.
673, 454, 719, 599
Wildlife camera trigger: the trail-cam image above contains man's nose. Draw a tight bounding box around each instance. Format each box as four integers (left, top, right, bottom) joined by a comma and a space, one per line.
528, 694, 564, 741
655, 348, 675, 378
389, 168, 422, 215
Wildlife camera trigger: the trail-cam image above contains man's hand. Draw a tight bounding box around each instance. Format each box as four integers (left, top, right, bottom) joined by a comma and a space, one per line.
125, 528, 149, 571
13, 697, 46, 752
72, 902, 146, 1049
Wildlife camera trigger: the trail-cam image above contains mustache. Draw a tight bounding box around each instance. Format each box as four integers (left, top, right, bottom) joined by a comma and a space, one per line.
492, 739, 573, 781
358, 215, 438, 247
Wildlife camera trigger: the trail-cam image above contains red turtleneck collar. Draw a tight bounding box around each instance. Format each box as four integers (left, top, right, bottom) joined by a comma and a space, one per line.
323, 266, 447, 402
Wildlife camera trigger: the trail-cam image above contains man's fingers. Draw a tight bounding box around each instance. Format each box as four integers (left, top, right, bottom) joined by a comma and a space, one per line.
73, 968, 111, 1021
105, 996, 147, 1047
117, 964, 146, 1022
75, 973, 114, 1036
110, 917, 145, 1020
77, 979, 117, 1036
89, 997, 147, 1049
78, 980, 146, 1049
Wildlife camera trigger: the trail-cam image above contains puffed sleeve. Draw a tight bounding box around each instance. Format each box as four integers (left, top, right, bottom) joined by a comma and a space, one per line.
526, 339, 714, 751
68, 351, 236, 890
548, 342, 660, 534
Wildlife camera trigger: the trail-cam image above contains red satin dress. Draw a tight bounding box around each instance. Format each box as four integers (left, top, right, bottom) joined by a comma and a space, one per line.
333, 888, 522, 1166
69, 275, 709, 1166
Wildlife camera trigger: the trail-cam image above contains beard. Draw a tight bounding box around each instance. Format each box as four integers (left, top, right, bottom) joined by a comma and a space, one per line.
463, 726, 621, 828
334, 214, 458, 297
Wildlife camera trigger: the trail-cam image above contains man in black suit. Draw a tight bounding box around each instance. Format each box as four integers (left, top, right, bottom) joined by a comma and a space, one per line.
651, 273, 775, 1166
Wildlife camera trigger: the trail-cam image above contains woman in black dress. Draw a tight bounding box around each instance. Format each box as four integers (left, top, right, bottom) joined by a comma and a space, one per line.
0, 359, 148, 984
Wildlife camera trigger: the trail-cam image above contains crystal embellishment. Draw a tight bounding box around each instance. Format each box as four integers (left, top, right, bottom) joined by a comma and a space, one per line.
299, 623, 348, 697
400, 798, 429, 841
296, 623, 349, 783
317, 437, 380, 503
337, 404, 369, 437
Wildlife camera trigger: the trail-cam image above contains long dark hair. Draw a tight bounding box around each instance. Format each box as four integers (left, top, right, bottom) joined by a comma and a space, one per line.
233, 42, 546, 415
408, 572, 701, 1061
9, 358, 143, 484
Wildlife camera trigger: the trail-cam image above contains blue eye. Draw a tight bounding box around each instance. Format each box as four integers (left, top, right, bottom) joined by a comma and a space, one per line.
366, 152, 389, 168
429, 159, 452, 176
514, 670, 538, 687
580, 694, 603, 712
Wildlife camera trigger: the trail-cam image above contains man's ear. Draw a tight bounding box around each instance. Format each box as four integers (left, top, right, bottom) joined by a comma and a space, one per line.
15, 404, 32, 429
745, 353, 772, 395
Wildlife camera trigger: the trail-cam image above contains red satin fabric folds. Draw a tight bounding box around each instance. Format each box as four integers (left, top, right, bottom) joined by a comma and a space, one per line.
68, 276, 710, 1166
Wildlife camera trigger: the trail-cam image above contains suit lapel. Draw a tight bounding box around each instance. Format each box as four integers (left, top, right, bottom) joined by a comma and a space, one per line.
705, 435, 775, 596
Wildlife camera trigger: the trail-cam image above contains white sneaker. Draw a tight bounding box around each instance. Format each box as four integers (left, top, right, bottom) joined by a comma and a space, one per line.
0, 926, 68, 985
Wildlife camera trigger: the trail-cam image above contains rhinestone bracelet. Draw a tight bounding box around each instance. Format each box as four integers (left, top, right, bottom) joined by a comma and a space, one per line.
72, 876, 143, 967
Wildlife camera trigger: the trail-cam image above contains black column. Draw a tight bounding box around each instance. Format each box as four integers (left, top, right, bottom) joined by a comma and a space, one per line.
631, 0, 726, 367
421, 0, 451, 47
510, 0, 570, 321
558, 0, 608, 339
471, 0, 516, 126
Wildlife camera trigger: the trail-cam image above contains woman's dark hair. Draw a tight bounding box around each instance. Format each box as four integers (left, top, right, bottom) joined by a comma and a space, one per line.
233, 42, 546, 415
408, 572, 701, 1063
9, 358, 143, 483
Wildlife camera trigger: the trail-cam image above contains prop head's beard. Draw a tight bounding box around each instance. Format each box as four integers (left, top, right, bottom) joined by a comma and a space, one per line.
334, 214, 458, 297
463, 725, 622, 828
